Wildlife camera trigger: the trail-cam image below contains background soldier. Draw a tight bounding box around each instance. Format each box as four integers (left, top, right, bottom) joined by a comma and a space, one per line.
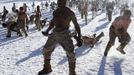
38, 0, 82, 75
35, 5, 42, 31
106, 2, 114, 22
45, 1, 49, 9
31, 2, 35, 12
23, 3, 28, 13
2, 6, 8, 22
17, 7, 28, 37
12, 3, 16, 13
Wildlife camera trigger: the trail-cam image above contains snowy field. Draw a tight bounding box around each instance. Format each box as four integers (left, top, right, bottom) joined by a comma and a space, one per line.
0, 0, 134, 75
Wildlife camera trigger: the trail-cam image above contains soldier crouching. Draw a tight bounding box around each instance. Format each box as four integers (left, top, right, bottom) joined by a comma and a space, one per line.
2, 21, 22, 38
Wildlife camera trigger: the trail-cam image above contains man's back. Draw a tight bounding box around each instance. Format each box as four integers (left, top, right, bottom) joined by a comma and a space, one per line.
112, 16, 131, 31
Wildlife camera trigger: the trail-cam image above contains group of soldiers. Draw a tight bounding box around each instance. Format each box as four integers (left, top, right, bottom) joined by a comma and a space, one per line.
0, 0, 132, 75
38, 0, 132, 75
0, 2, 48, 38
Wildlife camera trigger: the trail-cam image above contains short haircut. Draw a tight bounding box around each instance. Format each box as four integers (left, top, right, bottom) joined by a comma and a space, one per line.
19, 7, 23, 10
123, 10, 132, 16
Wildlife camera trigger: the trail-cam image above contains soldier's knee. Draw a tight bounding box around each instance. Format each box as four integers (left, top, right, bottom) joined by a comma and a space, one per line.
66, 51, 76, 62
120, 36, 131, 44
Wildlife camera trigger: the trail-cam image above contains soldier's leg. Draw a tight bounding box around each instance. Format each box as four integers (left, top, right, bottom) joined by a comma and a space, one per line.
16, 27, 22, 36
16, 20, 22, 36
85, 13, 87, 25
6, 26, 11, 38
60, 37, 76, 75
81, 11, 84, 19
21, 27, 28, 37
35, 20, 41, 31
104, 41, 113, 56
108, 11, 112, 21
104, 27, 116, 56
92, 11, 94, 19
38, 37, 57, 75
117, 32, 131, 54
38, 21, 42, 30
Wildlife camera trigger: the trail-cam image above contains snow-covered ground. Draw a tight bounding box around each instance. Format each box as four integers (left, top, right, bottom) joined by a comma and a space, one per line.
0, 1, 134, 75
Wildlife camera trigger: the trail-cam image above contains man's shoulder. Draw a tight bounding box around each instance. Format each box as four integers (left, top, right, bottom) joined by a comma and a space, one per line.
53, 7, 75, 15
64, 7, 75, 16
114, 16, 122, 21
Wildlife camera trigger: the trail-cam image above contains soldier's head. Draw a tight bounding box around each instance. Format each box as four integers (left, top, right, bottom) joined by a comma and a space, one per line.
37, 5, 40, 11
19, 7, 24, 12
57, 0, 67, 8
13, 3, 15, 6
3, 6, 6, 9
123, 10, 132, 17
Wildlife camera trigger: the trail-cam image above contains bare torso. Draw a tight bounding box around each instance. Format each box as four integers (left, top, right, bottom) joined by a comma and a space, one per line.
52, 7, 75, 31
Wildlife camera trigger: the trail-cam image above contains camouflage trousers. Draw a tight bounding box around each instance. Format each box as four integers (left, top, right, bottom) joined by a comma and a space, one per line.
108, 26, 131, 45
17, 20, 28, 37
35, 19, 42, 31
42, 29, 76, 62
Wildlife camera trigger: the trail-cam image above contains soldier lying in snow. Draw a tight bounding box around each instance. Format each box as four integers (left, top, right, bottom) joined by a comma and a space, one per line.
73, 32, 104, 48
42, 31, 104, 48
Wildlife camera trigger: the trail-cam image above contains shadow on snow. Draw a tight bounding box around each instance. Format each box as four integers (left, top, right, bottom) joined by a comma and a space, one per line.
16, 46, 43, 65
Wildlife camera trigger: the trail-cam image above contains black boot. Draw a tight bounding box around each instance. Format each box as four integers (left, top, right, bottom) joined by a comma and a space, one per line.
38, 60, 52, 75
69, 62, 76, 75
117, 43, 127, 54
104, 42, 112, 56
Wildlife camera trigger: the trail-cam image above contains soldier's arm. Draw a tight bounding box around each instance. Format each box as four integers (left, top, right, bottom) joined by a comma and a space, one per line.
25, 13, 28, 23
111, 16, 120, 26
42, 11, 56, 35
71, 12, 81, 39
40, 12, 42, 17
45, 19, 55, 33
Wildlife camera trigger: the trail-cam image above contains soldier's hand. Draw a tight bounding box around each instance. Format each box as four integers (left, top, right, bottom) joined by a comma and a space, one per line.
73, 34, 83, 47
76, 39, 83, 47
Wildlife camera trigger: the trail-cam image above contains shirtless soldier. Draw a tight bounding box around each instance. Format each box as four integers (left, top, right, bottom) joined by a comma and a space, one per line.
104, 10, 132, 56
17, 7, 28, 37
38, 0, 82, 75
35, 5, 42, 31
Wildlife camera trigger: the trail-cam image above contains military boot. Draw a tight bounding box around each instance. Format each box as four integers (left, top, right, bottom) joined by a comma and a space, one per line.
117, 43, 127, 54
38, 60, 52, 75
